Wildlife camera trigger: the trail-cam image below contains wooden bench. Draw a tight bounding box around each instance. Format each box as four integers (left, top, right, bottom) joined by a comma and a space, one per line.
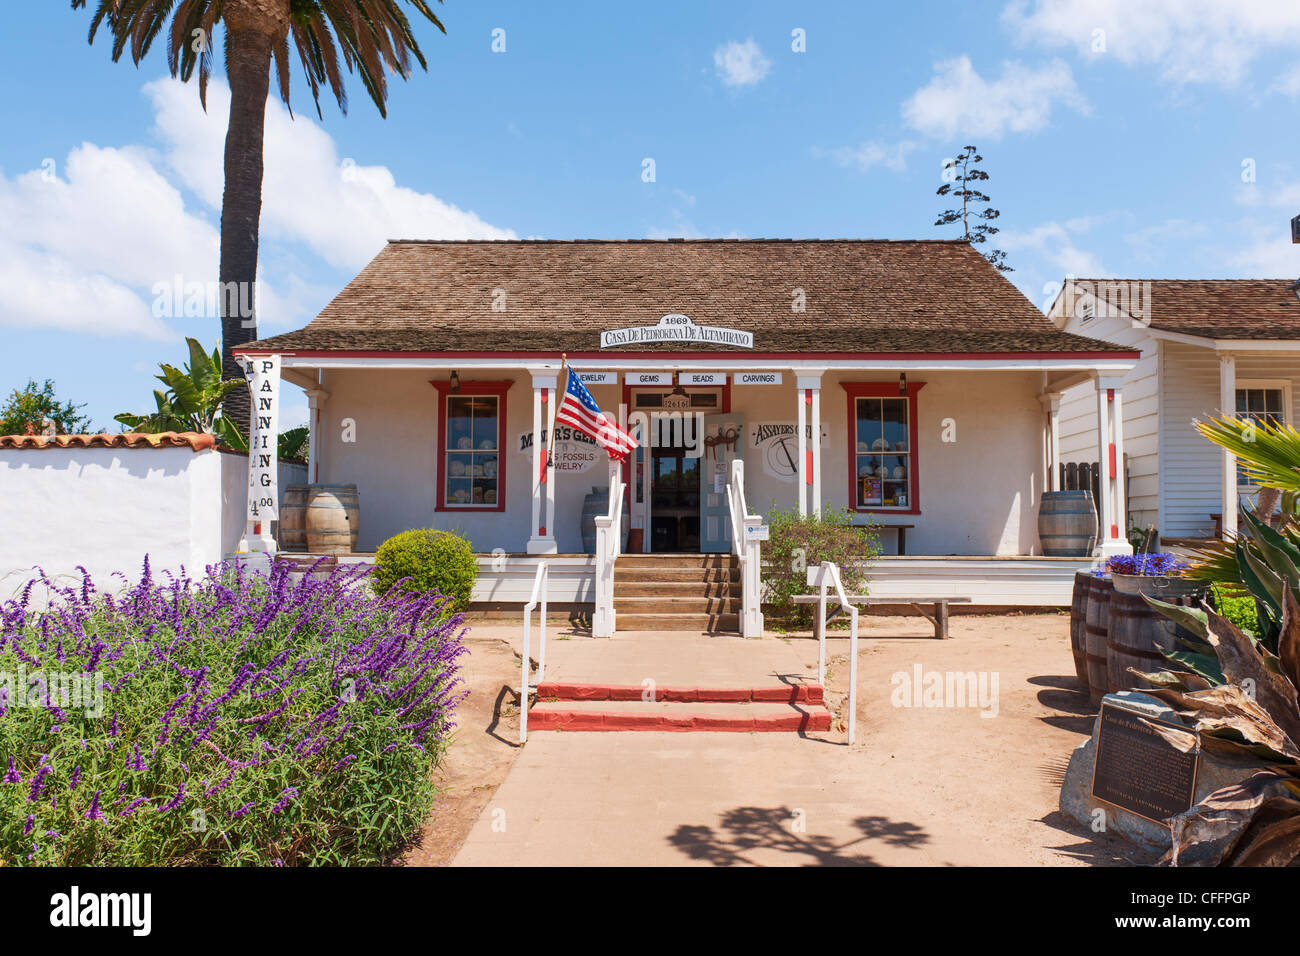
850, 520, 915, 554
793, 594, 972, 639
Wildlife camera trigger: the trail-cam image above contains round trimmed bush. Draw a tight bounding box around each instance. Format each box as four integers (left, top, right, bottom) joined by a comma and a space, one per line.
373, 528, 478, 613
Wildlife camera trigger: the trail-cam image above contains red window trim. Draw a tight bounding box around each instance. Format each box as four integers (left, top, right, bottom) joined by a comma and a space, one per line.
841, 381, 926, 516
430, 379, 513, 513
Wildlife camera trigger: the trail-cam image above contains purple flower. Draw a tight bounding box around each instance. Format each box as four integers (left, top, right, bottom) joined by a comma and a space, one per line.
271, 786, 299, 815
119, 797, 150, 816
230, 801, 255, 819
22, 815, 34, 835
68, 766, 81, 790
27, 765, 52, 803
84, 789, 105, 821
2, 757, 20, 784
156, 783, 187, 813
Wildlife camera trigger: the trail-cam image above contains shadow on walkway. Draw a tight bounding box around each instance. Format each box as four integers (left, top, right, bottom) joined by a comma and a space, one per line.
667, 806, 929, 866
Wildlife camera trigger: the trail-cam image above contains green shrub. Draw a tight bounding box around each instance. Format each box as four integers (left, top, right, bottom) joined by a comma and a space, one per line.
1212, 584, 1259, 637
373, 529, 478, 613
762, 505, 880, 627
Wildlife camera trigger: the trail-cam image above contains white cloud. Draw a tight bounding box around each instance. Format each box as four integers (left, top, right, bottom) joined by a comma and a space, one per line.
999, 220, 1107, 277
902, 56, 1088, 141
1270, 64, 1300, 98
1229, 220, 1300, 277
1002, 0, 1300, 88
147, 79, 514, 273
0, 78, 515, 341
713, 39, 772, 88
815, 140, 917, 173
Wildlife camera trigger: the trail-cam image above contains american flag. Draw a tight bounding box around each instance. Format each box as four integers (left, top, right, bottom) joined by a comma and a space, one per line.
554, 369, 639, 461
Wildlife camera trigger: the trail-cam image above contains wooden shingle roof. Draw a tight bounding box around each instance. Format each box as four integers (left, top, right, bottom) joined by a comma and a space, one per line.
245, 239, 1132, 355
1068, 278, 1300, 340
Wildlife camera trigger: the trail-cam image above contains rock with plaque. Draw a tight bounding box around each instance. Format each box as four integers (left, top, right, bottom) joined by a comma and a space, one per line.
1059, 691, 1262, 851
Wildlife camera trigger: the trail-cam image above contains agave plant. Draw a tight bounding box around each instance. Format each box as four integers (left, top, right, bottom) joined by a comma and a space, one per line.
1131, 413, 1300, 865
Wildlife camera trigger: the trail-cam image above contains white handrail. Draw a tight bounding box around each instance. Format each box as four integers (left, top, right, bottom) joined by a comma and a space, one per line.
808, 561, 860, 746
592, 464, 625, 637
519, 559, 549, 744
726, 459, 764, 637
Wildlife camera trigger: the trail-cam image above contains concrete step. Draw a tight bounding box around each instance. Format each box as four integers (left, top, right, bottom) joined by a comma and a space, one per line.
613, 595, 741, 614
617, 554, 737, 569
536, 682, 824, 704
613, 567, 740, 583
615, 611, 740, 631
528, 698, 832, 733
613, 580, 737, 598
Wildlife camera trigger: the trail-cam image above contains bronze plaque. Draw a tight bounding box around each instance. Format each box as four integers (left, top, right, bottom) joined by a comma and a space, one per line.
1091, 703, 1200, 824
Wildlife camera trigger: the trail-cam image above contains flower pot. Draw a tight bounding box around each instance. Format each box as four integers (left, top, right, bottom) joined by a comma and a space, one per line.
1110, 573, 1208, 598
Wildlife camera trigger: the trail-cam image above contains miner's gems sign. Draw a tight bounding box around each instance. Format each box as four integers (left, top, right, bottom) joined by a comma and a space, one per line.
518, 425, 601, 474
600, 313, 753, 349
245, 355, 280, 520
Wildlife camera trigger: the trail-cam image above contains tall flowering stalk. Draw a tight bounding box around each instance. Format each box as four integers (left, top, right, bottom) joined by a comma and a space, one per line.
0, 558, 466, 866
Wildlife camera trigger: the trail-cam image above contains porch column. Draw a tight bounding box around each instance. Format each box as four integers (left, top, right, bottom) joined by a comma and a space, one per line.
1096, 376, 1132, 556
526, 373, 558, 555
1219, 353, 1238, 539
1039, 391, 1061, 491
306, 384, 329, 484
796, 379, 808, 517
797, 373, 823, 517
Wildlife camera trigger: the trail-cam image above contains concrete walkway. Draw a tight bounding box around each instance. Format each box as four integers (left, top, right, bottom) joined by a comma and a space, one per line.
450, 618, 1155, 867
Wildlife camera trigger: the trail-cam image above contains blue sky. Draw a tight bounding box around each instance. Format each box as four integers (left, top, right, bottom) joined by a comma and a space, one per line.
2, 0, 1299, 429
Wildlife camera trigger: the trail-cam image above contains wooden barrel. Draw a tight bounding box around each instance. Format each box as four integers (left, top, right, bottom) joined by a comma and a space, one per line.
1068, 572, 1092, 687
1038, 490, 1099, 557
305, 484, 359, 555
278, 485, 310, 552
1084, 576, 1113, 705
1107, 578, 1207, 694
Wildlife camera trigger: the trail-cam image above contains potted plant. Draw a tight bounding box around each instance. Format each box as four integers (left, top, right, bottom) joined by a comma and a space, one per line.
1105, 551, 1205, 598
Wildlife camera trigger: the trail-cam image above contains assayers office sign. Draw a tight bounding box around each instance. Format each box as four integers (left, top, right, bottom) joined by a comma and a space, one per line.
600, 313, 753, 349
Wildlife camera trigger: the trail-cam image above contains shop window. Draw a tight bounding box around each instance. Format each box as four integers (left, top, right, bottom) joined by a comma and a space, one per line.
842, 381, 924, 513
431, 380, 511, 512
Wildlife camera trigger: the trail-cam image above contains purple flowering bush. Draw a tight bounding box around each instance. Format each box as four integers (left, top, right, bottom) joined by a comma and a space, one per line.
0, 557, 466, 865
1104, 552, 1187, 577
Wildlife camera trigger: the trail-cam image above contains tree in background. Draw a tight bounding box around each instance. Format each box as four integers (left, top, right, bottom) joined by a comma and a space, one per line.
117, 338, 308, 458
0, 380, 93, 436
73, 0, 448, 435
935, 146, 1012, 272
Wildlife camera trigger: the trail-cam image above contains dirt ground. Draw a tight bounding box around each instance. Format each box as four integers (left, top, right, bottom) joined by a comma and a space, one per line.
403, 612, 1158, 866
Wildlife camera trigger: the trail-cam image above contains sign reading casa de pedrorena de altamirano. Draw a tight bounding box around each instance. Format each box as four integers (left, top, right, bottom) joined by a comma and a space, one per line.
600, 313, 753, 349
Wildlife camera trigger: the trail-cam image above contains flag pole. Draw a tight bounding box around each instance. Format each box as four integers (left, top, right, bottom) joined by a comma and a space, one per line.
544, 354, 566, 483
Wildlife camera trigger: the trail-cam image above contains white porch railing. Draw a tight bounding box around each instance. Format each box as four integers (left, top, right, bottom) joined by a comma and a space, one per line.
592, 463, 625, 638
519, 559, 549, 744
725, 459, 764, 637
807, 561, 860, 745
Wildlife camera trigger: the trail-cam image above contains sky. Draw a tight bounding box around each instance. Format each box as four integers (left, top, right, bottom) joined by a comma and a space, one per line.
2, 0, 1299, 430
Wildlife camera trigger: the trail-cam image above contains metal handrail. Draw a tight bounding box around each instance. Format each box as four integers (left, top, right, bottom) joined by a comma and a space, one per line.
519, 559, 549, 744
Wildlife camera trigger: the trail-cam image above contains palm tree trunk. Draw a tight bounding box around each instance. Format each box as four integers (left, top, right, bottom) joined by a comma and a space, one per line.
218, 28, 274, 436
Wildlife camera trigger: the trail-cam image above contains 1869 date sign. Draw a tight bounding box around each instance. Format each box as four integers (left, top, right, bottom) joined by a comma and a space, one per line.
1091, 703, 1200, 824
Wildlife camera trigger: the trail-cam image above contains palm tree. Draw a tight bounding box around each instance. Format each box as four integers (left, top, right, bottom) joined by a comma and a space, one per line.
72, 0, 446, 433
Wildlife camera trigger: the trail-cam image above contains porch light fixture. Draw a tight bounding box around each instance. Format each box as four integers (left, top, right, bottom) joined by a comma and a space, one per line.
899, 372, 907, 395
449, 370, 461, 393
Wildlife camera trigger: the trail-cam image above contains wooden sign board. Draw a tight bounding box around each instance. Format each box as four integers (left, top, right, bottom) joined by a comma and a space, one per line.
1091, 702, 1199, 824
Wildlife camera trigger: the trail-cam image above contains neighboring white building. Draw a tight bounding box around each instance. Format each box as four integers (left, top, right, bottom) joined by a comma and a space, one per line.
1048, 278, 1300, 541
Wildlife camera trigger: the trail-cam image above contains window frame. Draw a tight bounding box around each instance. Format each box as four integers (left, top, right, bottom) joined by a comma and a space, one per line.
1235, 379, 1291, 492
430, 379, 512, 513
841, 381, 925, 516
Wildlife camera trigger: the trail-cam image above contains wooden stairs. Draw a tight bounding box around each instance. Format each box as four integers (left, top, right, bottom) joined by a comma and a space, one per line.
613, 553, 740, 632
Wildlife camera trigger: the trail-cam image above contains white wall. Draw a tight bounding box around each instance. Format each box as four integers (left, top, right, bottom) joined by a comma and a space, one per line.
314, 367, 1049, 556
1158, 343, 1300, 537
0, 445, 223, 598
1056, 310, 1160, 531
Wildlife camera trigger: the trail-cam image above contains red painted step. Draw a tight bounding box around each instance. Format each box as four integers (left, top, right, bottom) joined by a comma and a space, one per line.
535, 681, 824, 705
528, 699, 832, 733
